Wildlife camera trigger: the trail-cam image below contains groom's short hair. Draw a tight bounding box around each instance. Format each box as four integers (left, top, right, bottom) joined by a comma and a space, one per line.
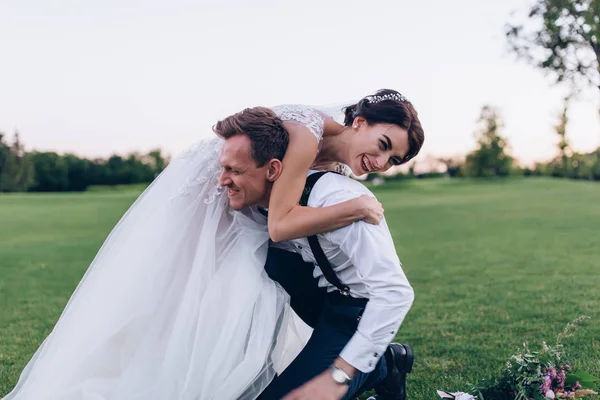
213, 107, 289, 167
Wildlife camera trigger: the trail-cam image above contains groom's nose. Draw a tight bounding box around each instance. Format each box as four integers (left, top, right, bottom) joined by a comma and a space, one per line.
219, 170, 231, 187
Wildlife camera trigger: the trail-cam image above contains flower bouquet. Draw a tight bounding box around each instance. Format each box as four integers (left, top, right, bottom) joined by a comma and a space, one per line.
438, 317, 599, 399
473, 317, 599, 399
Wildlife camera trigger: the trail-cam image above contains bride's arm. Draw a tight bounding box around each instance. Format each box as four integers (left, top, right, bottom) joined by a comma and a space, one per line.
267, 122, 382, 243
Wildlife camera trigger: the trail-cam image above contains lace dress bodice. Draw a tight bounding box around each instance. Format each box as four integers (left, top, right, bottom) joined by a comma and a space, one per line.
272, 104, 351, 176
271, 104, 325, 142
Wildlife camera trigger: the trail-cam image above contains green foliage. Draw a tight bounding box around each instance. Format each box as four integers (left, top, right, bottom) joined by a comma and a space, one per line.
28, 151, 70, 192
475, 317, 599, 399
565, 370, 600, 390
462, 106, 515, 178
534, 96, 600, 182
0, 132, 35, 193
146, 149, 169, 174
534, 148, 600, 180
555, 97, 572, 178
0, 131, 168, 192
505, 0, 599, 91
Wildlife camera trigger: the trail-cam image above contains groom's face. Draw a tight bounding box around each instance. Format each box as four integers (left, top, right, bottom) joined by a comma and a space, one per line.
218, 134, 271, 210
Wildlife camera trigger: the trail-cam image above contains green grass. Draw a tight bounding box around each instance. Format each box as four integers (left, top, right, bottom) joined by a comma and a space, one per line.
1, 178, 599, 398
85, 183, 150, 192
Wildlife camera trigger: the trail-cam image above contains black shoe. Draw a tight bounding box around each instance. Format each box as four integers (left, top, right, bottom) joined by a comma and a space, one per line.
373, 343, 414, 400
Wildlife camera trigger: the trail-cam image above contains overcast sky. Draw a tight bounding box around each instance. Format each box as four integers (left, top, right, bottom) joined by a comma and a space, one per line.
1, 0, 598, 166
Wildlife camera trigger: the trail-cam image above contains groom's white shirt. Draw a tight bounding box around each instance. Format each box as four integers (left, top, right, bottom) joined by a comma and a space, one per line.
274, 171, 414, 373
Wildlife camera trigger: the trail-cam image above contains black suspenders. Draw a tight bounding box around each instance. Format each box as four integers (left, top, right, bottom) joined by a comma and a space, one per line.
299, 172, 351, 296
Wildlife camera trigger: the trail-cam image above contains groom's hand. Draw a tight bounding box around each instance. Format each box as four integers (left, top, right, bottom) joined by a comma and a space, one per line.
281, 369, 349, 400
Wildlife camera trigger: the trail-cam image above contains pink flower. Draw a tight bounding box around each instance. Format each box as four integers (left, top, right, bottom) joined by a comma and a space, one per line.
572, 381, 582, 390
541, 375, 553, 393
557, 370, 567, 389
549, 367, 557, 379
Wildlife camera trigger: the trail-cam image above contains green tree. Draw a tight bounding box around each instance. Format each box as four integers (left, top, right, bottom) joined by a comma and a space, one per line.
463, 106, 514, 178
0, 132, 11, 191
124, 153, 154, 183
104, 155, 126, 185
592, 147, 600, 179
554, 96, 572, 177
63, 154, 93, 191
0, 132, 35, 192
29, 152, 69, 192
571, 151, 598, 180
506, 0, 599, 93
145, 149, 168, 177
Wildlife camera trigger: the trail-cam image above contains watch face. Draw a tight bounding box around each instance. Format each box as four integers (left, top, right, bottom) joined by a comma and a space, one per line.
330, 366, 351, 384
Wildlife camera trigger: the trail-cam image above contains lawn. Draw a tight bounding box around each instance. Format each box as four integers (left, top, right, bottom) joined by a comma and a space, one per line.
1, 178, 599, 398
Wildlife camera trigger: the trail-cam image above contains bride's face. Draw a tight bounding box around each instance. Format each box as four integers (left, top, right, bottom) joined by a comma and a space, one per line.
345, 118, 410, 176
218, 135, 271, 210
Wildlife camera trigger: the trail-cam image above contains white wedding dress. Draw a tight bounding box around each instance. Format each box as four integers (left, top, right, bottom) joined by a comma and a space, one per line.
3, 105, 347, 400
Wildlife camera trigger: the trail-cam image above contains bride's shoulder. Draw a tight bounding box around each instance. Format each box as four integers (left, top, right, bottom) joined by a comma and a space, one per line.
271, 104, 324, 122
271, 104, 325, 140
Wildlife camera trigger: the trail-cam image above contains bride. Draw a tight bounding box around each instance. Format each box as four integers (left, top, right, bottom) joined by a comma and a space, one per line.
3, 89, 424, 400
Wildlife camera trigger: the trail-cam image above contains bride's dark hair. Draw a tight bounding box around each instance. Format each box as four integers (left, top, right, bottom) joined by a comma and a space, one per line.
343, 89, 424, 165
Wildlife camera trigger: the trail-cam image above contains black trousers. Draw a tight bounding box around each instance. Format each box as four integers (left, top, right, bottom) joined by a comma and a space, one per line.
259, 248, 387, 400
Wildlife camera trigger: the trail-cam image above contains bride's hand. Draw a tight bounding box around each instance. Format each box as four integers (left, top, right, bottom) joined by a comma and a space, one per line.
354, 194, 384, 225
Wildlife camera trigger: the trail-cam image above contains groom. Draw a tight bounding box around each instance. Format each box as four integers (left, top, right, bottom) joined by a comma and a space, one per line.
216, 107, 415, 400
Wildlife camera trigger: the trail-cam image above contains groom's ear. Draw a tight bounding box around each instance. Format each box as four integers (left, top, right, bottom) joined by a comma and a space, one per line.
265, 159, 283, 182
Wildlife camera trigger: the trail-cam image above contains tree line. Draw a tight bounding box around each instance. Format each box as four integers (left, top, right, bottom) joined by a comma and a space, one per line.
0, 132, 168, 193
434, 102, 600, 181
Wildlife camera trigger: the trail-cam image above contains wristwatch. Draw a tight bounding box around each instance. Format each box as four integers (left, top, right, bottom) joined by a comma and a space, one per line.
329, 365, 352, 385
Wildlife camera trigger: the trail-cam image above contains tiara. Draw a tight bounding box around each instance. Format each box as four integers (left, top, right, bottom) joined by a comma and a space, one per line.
365, 93, 410, 104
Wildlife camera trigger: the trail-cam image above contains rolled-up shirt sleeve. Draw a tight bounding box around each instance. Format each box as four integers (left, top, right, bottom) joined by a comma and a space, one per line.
315, 183, 415, 373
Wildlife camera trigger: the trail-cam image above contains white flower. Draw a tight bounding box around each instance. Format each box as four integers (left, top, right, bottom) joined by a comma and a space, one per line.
545, 390, 555, 399
436, 390, 476, 400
